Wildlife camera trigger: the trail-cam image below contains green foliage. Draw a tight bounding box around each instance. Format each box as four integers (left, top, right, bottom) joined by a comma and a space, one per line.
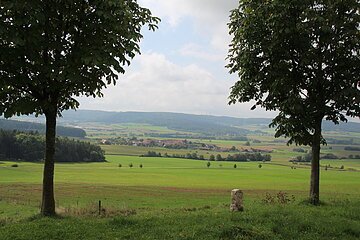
291, 152, 313, 163
56, 138, 105, 162
0, 130, 104, 162
225, 153, 271, 162
230, 146, 237, 151
228, 0, 360, 146
143, 151, 161, 157
348, 154, 360, 159
0, 0, 159, 117
321, 153, 339, 159
216, 154, 223, 161
206, 161, 211, 168
142, 150, 271, 162
293, 148, 306, 153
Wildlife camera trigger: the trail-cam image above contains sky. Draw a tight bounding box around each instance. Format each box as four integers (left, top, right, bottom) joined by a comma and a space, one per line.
78, 0, 277, 118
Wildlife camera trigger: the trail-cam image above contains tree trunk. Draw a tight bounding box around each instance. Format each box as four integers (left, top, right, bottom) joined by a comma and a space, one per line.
41, 107, 57, 216
309, 118, 322, 205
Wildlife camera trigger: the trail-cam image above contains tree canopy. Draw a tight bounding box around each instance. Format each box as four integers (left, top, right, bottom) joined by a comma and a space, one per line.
0, 0, 159, 116
227, 0, 359, 204
0, 130, 105, 162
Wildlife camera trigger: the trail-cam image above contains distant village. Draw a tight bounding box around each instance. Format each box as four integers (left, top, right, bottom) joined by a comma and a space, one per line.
100, 137, 272, 153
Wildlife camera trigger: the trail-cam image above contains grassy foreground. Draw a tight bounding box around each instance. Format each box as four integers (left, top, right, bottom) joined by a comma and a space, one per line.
0, 200, 359, 240
0, 155, 359, 239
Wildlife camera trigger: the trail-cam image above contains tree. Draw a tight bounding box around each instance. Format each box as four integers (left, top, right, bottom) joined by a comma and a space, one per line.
206, 161, 211, 168
227, 0, 359, 205
0, 1, 159, 216
216, 154, 223, 161
230, 146, 237, 151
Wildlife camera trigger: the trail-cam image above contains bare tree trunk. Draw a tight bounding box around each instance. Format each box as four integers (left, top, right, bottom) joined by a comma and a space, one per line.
310, 118, 322, 205
41, 107, 57, 216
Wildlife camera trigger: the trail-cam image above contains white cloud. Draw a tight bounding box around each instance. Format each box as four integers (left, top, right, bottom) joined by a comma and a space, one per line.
140, 0, 237, 52
80, 52, 226, 112
79, 52, 276, 118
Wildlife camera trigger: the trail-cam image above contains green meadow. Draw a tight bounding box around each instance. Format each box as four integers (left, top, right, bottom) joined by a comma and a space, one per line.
1, 155, 359, 193
1, 154, 360, 239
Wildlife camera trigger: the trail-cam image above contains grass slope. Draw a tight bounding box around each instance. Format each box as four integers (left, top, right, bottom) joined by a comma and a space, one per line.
1, 156, 359, 195
0, 200, 359, 240
1, 155, 359, 239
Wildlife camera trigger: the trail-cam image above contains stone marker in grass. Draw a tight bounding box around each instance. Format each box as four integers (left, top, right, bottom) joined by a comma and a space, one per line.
230, 189, 244, 212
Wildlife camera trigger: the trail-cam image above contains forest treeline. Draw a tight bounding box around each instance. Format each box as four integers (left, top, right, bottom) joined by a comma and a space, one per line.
0, 119, 86, 138
142, 151, 271, 162
0, 130, 104, 162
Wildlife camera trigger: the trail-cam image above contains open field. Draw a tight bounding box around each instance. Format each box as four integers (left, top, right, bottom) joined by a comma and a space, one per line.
1, 155, 360, 210
79, 123, 193, 139
1, 154, 360, 239
101, 142, 360, 170
1, 156, 360, 194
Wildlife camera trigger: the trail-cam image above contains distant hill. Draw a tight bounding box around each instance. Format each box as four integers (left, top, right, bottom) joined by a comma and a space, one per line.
0, 119, 86, 138
60, 110, 271, 126
11, 110, 360, 135
58, 110, 271, 136
61, 110, 360, 133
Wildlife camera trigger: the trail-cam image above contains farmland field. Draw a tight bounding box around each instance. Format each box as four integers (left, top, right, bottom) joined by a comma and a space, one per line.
1, 153, 360, 239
